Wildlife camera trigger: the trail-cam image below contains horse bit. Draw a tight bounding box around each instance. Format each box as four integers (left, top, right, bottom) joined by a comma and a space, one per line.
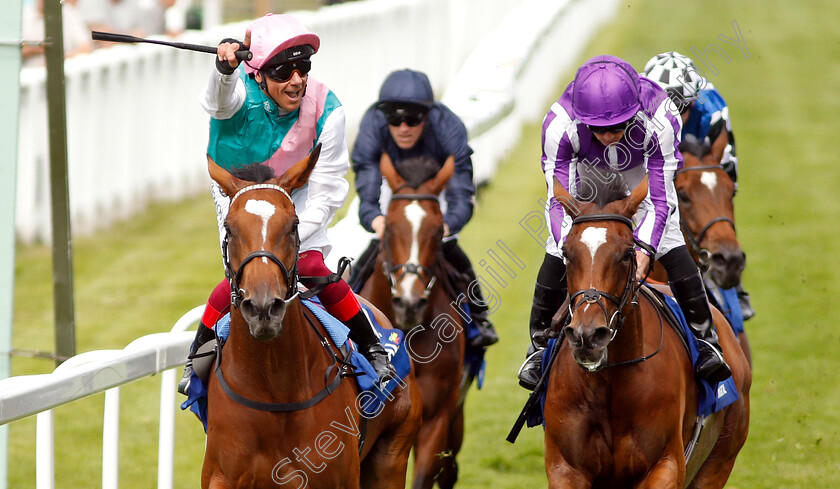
381, 192, 442, 299
675, 165, 736, 271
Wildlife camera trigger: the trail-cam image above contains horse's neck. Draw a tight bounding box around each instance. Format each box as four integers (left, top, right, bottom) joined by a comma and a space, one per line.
606, 301, 649, 364
226, 304, 323, 387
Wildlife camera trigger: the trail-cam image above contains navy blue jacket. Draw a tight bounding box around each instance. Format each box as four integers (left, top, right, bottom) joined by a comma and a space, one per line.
352, 102, 475, 235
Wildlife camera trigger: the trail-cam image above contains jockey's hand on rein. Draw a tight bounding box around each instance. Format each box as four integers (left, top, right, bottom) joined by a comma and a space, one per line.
635, 249, 651, 281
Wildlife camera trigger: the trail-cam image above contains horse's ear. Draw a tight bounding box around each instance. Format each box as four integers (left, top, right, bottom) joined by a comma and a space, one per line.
425, 155, 455, 195
622, 174, 649, 216
709, 131, 727, 165
552, 177, 582, 219
277, 143, 321, 191
380, 152, 407, 190
208, 155, 248, 198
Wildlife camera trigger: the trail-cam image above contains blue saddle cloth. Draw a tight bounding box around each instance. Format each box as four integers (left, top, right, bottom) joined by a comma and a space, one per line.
526, 291, 739, 428
705, 280, 745, 335
181, 298, 411, 432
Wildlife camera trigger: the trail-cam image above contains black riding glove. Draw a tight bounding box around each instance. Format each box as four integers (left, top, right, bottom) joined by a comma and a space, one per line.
215, 38, 243, 75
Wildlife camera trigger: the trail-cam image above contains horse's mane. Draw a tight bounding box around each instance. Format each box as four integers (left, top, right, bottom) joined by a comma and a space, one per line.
576, 165, 631, 208
679, 134, 712, 159
230, 163, 276, 183
393, 155, 441, 189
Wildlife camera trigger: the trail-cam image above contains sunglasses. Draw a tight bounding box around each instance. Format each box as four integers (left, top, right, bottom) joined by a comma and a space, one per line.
386, 111, 426, 127
263, 59, 311, 83
587, 119, 632, 134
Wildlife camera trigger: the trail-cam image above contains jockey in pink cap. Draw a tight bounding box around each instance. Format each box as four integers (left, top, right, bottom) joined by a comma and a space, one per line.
178, 13, 397, 396
517, 55, 731, 390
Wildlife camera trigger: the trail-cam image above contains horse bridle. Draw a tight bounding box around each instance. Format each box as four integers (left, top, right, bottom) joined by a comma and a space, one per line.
675, 165, 736, 271
222, 184, 301, 308
381, 191, 441, 299
566, 214, 651, 341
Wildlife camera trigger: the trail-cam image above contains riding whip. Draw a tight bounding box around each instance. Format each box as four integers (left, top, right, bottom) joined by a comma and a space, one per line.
91, 31, 252, 61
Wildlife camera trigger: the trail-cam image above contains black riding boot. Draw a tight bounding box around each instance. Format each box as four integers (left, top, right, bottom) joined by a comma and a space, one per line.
735, 283, 755, 320
178, 322, 216, 395
518, 254, 567, 391
346, 309, 398, 383
671, 272, 732, 383
347, 238, 380, 293
442, 240, 499, 348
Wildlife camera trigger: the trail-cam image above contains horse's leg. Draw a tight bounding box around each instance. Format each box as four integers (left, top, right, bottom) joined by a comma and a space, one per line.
737, 332, 752, 367
435, 405, 465, 489
634, 456, 684, 489
411, 412, 454, 489
359, 408, 421, 489
544, 456, 590, 489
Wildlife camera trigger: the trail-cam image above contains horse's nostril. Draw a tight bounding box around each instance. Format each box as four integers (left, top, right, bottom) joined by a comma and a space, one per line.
564, 326, 579, 345
241, 299, 256, 318
269, 298, 286, 317
590, 327, 612, 348
711, 253, 726, 267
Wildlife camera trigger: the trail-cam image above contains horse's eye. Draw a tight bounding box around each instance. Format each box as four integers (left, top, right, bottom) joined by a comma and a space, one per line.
677, 191, 691, 205
623, 248, 635, 261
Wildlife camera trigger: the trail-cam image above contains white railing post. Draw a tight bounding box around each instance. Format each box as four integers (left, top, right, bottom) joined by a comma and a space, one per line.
102, 387, 120, 489
35, 410, 54, 489
157, 369, 177, 489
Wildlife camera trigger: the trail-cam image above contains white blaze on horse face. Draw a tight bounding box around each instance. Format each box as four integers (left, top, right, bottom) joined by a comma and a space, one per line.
701, 171, 717, 192
400, 202, 426, 299
244, 199, 276, 256
580, 226, 608, 309
580, 227, 608, 261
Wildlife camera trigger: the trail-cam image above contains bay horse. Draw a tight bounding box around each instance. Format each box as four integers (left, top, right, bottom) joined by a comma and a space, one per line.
544, 176, 751, 488
358, 153, 470, 489
202, 148, 422, 489
651, 134, 751, 363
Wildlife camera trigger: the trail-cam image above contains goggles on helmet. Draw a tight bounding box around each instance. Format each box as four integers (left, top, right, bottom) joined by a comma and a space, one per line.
263, 59, 311, 82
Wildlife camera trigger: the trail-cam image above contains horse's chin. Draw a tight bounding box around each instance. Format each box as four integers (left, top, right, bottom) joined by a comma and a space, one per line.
573, 348, 608, 372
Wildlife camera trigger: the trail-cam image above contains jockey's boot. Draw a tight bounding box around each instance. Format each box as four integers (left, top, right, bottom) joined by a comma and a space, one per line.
178, 322, 216, 396
517, 283, 566, 390
671, 272, 732, 383
735, 283, 755, 321
346, 309, 398, 383
467, 298, 500, 348
439, 239, 499, 348
347, 238, 380, 292
518, 254, 568, 391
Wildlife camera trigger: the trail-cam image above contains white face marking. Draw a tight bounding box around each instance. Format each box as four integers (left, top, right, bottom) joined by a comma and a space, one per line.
400, 202, 426, 299
580, 227, 608, 260
700, 171, 717, 192
244, 199, 276, 251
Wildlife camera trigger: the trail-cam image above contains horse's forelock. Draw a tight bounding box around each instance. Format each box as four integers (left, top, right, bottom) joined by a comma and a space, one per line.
393, 156, 441, 189
576, 167, 631, 209
678, 135, 712, 159
230, 163, 276, 183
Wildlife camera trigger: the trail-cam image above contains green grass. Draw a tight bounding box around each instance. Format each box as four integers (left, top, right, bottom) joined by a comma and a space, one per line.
9, 0, 840, 486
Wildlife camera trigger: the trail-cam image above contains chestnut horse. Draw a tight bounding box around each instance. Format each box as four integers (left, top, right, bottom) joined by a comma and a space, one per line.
359, 153, 471, 489
651, 135, 751, 363
202, 149, 422, 489
544, 176, 751, 488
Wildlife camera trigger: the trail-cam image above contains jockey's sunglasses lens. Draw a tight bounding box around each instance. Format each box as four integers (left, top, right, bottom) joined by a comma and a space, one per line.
264, 59, 311, 82
386, 111, 425, 127
587, 120, 631, 134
